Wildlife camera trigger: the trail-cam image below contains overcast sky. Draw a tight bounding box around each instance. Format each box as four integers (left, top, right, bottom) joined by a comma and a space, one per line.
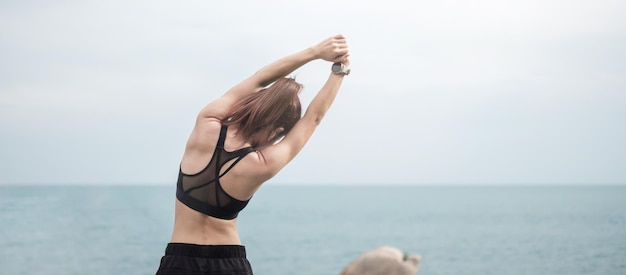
1, 0, 624, 185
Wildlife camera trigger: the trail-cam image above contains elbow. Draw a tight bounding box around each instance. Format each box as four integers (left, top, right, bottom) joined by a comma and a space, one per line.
312, 115, 325, 126
301, 104, 330, 127
305, 110, 326, 126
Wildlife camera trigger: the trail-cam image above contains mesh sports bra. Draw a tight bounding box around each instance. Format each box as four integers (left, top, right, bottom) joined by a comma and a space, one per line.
176, 125, 256, 220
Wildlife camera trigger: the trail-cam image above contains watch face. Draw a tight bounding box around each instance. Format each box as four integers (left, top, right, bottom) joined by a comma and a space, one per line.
332, 63, 342, 72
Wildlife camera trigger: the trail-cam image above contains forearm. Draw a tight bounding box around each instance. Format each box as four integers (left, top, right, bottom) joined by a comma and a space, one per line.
254, 47, 319, 87
304, 73, 345, 125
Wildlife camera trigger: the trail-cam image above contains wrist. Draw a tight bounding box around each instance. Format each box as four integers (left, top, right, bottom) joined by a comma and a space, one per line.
305, 47, 321, 61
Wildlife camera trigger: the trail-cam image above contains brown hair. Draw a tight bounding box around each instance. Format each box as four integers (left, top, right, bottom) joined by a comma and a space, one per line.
222, 78, 302, 148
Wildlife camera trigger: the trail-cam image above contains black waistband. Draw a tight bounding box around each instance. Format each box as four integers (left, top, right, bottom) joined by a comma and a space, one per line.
165, 243, 247, 258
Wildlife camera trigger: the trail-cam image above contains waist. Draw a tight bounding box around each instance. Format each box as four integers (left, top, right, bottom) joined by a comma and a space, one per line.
170, 231, 242, 245
171, 199, 242, 245
165, 243, 247, 258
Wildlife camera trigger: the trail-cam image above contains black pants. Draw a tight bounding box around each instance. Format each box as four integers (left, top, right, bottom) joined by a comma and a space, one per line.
156, 243, 253, 275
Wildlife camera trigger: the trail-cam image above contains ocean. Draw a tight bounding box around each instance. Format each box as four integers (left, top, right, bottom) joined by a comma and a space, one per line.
0, 185, 625, 275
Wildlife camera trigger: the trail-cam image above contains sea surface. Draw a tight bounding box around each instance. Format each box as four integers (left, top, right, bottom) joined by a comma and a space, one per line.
0, 185, 625, 275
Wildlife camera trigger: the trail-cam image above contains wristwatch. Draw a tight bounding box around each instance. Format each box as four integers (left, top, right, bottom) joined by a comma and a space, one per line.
331, 62, 350, 75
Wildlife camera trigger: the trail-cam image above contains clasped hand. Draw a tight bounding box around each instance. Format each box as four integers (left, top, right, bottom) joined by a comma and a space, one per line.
313, 34, 350, 65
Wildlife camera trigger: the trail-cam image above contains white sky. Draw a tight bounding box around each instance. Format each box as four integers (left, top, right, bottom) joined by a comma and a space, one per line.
1, 0, 625, 185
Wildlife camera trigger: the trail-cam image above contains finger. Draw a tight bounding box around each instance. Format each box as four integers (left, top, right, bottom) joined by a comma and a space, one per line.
332, 38, 347, 45
333, 49, 349, 57
331, 36, 346, 42
332, 43, 348, 50
333, 53, 350, 62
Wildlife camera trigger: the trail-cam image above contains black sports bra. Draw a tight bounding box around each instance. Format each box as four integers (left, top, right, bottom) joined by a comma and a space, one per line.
176, 125, 255, 220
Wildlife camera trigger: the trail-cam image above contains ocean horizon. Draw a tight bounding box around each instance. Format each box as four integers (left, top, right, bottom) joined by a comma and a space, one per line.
1, 184, 625, 275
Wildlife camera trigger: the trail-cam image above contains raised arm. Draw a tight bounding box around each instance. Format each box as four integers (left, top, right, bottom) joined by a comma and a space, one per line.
199, 35, 349, 120
261, 57, 350, 176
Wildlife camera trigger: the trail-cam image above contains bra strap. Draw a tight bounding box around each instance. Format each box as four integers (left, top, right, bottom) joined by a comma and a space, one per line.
217, 125, 228, 148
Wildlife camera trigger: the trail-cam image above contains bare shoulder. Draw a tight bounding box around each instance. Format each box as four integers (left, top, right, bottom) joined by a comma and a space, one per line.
187, 118, 222, 147
181, 118, 222, 174
251, 115, 319, 175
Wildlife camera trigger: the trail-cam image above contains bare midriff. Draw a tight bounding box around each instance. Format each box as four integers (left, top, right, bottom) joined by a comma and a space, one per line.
170, 200, 242, 245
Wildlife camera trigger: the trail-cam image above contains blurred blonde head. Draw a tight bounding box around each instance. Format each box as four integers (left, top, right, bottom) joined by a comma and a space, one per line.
341, 246, 421, 275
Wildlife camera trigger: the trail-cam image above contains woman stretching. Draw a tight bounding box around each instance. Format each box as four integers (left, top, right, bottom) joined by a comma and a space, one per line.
156, 34, 350, 275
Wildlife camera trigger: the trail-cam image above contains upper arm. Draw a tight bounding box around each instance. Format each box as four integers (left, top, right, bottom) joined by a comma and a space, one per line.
197, 74, 265, 120
259, 114, 320, 174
